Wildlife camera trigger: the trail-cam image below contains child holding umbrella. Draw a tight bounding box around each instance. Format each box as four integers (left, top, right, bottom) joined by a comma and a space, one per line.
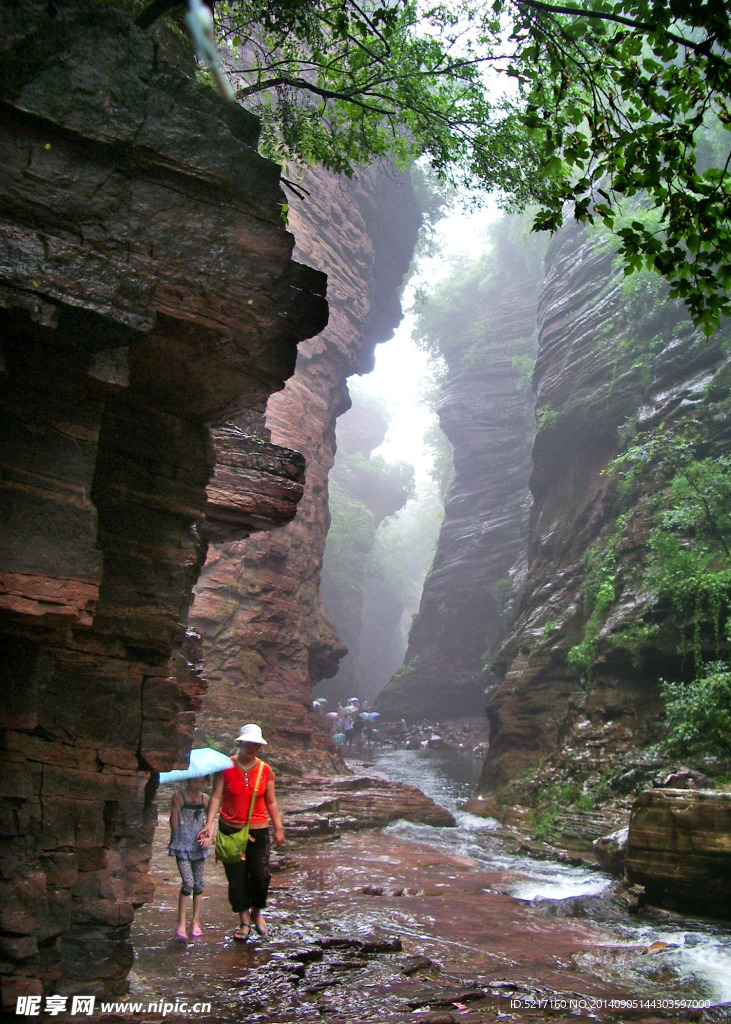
168, 775, 210, 941
159, 746, 232, 942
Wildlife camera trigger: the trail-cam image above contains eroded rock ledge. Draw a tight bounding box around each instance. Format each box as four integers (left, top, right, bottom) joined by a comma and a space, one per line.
191, 161, 422, 771
280, 774, 456, 838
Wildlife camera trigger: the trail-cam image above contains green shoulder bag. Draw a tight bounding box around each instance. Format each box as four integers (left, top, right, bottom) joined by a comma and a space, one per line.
215, 760, 265, 864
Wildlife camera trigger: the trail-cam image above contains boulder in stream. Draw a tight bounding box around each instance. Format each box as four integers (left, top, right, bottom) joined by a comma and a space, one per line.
593, 826, 629, 877
625, 788, 731, 917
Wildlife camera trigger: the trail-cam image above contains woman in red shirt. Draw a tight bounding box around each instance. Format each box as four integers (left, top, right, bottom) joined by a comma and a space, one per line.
198, 723, 285, 941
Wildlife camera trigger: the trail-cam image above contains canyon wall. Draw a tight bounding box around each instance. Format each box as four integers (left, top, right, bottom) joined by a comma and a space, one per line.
190, 163, 422, 772
376, 227, 542, 721
0, 1, 327, 1002
482, 222, 730, 800
378, 212, 729, 809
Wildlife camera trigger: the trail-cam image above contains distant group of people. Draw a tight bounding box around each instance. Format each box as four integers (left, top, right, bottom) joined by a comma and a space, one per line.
167, 723, 284, 944
313, 696, 382, 747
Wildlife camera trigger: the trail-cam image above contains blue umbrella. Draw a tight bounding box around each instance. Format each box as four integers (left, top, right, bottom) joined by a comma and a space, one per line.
359, 711, 380, 721
158, 747, 232, 783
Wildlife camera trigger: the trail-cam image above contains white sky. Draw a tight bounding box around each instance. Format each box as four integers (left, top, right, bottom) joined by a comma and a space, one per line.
350, 201, 499, 483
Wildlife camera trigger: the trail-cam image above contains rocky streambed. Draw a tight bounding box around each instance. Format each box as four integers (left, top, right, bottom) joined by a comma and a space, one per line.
97, 765, 730, 1024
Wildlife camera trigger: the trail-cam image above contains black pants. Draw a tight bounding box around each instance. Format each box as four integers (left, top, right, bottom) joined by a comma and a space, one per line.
219, 823, 272, 912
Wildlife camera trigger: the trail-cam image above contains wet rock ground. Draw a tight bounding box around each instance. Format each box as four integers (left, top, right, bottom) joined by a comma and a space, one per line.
101, 777, 723, 1024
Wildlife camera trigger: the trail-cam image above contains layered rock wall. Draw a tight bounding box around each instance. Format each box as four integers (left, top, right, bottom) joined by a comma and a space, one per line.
482, 223, 730, 794
626, 789, 731, 915
191, 163, 422, 771
376, 242, 541, 721
0, 1, 326, 1001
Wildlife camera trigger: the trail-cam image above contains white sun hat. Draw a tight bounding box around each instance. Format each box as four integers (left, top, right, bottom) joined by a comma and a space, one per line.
235, 723, 268, 746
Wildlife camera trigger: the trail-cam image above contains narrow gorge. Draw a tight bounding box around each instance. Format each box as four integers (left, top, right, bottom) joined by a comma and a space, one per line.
2, 0, 730, 1009
378, 215, 731, 913
0, 0, 422, 1002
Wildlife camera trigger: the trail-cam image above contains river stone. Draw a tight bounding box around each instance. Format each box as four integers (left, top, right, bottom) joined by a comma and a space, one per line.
593, 826, 629, 877
625, 788, 731, 916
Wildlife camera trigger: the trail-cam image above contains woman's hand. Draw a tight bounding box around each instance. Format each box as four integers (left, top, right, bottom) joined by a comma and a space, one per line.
273, 825, 285, 847
197, 826, 212, 847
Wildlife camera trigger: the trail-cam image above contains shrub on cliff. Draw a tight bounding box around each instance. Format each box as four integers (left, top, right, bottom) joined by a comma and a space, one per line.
661, 660, 731, 761
610, 420, 731, 761
612, 422, 731, 672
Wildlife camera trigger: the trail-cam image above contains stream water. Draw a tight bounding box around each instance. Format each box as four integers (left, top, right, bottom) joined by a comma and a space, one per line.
126, 746, 731, 1021
346, 745, 731, 1006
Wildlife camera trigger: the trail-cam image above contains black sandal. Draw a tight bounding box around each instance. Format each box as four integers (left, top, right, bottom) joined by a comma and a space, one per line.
233, 924, 251, 942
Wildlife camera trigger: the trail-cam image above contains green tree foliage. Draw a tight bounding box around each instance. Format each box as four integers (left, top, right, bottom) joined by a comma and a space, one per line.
333, 452, 415, 516
613, 422, 731, 669
137, 0, 731, 333
611, 422, 731, 760
322, 392, 417, 637
324, 480, 377, 585
370, 483, 444, 606
422, 419, 454, 499
411, 213, 546, 370
567, 533, 620, 678
661, 660, 731, 760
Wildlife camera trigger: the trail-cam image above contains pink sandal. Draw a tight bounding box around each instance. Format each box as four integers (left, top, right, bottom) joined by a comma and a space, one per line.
191, 924, 202, 938
174, 927, 187, 942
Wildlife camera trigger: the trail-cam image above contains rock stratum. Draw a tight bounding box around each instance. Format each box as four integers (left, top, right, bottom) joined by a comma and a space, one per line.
379, 214, 730, 888
483, 224, 730, 796
190, 162, 421, 772
376, 228, 543, 721
626, 789, 731, 916
0, 0, 329, 1002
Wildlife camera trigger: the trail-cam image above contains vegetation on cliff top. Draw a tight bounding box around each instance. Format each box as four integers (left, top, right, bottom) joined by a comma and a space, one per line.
136, 0, 731, 335
411, 212, 545, 374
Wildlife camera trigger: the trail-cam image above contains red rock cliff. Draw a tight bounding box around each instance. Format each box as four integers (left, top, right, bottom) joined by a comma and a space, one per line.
0, 1, 327, 1002
483, 222, 730, 796
191, 162, 422, 773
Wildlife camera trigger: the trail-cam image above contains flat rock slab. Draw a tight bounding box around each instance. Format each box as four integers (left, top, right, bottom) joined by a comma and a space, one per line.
280, 773, 457, 834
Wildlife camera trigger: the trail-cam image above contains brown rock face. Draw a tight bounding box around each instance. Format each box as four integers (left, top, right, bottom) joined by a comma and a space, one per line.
376, 241, 542, 721
282, 773, 456, 836
482, 222, 729, 793
191, 163, 421, 771
625, 789, 731, 915
0, 1, 326, 1001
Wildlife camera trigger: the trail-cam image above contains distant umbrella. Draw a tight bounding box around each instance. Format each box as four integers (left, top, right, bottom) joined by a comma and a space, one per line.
332, 732, 345, 744
158, 747, 232, 784
359, 711, 380, 721
325, 712, 340, 720
342, 705, 358, 714
347, 697, 361, 705
313, 698, 328, 706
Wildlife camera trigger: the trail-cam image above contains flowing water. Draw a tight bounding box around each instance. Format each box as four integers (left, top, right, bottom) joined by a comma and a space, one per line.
128, 745, 731, 1020
346, 745, 731, 1006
